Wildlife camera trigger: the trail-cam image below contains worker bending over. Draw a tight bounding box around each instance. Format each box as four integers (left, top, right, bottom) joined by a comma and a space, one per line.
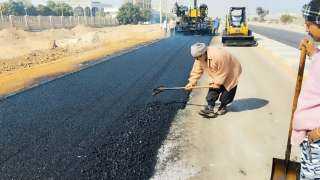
185, 43, 242, 118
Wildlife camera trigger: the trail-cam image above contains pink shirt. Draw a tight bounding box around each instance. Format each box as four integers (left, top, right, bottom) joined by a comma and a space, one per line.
292, 52, 320, 145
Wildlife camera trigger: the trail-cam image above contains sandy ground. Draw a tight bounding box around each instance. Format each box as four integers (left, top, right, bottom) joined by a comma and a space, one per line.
152, 35, 302, 179
0, 25, 165, 97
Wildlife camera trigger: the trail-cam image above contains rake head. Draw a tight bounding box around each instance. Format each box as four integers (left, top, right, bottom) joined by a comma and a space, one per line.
152, 85, 165, 96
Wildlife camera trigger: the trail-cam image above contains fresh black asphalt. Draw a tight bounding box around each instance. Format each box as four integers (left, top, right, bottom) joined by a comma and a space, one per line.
250, 25, 306, 49
0, 35, 212, 179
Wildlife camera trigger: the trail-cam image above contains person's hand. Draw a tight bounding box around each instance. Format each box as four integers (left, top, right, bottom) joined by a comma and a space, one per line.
185, 84, 194, 92
209, 83, 220, 89
299, 38, 319, 57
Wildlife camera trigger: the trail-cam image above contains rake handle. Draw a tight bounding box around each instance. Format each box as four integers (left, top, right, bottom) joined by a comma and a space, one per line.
285, 47, 307, 161
159, 86, 212, 90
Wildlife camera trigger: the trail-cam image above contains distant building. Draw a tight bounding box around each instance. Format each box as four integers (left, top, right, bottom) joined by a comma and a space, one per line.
124, 0, 152, 9
103, 6, 119, 18
68, 0, 112, 16
150, 9, 160, 23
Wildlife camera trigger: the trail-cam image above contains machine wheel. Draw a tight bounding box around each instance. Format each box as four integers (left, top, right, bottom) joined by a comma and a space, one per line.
222, 30, 227, 36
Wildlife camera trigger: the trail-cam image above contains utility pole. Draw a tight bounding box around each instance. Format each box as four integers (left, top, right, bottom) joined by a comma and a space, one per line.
0, 4, 3, 23
165, 0, 168, 22
57, 0, 64, 26
160, 0, 162, 24
24, 7, 27, 16
24, 7, 28, 28
0, 10, 3, 23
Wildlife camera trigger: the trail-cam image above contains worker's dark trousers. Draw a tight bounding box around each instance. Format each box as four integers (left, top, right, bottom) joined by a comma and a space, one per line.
206, 86, 237, 109
213, 28, 218, 35
170, 28, 174, 36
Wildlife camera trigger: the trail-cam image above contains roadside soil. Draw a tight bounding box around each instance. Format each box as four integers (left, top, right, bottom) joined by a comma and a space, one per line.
0, 24, 165, 97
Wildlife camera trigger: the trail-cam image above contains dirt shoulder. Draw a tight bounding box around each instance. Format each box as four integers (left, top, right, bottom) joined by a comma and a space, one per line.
0, 25, 165, 97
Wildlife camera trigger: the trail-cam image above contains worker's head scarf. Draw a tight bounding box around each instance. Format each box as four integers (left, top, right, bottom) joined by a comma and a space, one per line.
191, 43, 207, 58
302, 0, 320, 25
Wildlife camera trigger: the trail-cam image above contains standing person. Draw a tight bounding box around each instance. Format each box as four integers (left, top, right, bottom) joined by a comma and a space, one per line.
169, 19, 176, 36
185, 43, 242, 118
213, 17, 220, 35
163, 19, 168, 35
291, 0, 320, 179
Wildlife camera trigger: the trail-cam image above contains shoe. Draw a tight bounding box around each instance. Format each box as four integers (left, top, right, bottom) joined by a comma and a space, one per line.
199, 105, 212, 114
217, 107, 228, 115
199, 106, 217, 118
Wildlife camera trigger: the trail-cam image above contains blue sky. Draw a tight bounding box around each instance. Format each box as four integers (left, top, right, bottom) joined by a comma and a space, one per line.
0, 0, 311, 16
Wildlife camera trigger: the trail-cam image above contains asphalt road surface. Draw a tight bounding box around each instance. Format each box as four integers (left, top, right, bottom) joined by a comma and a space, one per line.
0, 35, 212, 179
251, 25, 305, 49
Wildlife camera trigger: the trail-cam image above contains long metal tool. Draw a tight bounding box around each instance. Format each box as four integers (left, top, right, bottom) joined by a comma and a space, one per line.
270, 47, 307, 180
152, 85, 211, 96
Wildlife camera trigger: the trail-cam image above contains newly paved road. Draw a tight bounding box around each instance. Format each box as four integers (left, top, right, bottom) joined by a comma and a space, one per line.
251, 25, 305, 49
0, 35, 212, 179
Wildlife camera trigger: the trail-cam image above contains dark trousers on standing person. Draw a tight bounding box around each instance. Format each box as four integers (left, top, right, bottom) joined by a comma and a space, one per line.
170, 28, 175, 36
206, 85, 237, 110
213, 28, 217, 36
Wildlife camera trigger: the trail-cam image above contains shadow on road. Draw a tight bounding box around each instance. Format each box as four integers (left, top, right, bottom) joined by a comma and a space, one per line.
229, 98, 269, 112
165, 98, 269, 112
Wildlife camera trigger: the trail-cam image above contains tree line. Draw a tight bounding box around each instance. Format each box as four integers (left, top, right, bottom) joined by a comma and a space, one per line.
0, 0, 106, 16
0, 1, 153, 23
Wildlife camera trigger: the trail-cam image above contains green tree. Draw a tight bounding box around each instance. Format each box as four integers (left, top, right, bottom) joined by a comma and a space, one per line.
140, 8, 151, 22
6, 0, 25, 15
117, 3, 141, 24
74, 6, 84, 16
26, 5, 38, 15
37, 4, 55, 16
256, 7, 269, 21
49, 2, 73, 16
46, 0, 56, 10
0, 2, 9, 15
280, 14, 296, 24
19, 0, 31, 7
84, 7, 91, 16
0, 0, 74, 17
92, 7, 99, 16
56, 3, 73, 16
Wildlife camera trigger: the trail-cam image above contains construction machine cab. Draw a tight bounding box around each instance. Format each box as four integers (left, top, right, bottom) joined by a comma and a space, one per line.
222, 7, 256, 46
229, 7, 245, 27
173, 0, 213, 35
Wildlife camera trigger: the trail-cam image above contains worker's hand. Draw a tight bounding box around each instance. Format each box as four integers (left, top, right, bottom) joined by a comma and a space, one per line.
185, 84, 194, 92
299, 38, 318, 57
209, 83, 220, 89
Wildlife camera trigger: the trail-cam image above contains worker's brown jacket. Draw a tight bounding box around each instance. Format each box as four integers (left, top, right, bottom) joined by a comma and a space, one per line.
188, 47, 242, 91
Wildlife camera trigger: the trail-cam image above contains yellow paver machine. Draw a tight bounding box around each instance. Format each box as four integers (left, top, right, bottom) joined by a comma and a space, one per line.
222, 7, 257, 46
174, 0, 213, 35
